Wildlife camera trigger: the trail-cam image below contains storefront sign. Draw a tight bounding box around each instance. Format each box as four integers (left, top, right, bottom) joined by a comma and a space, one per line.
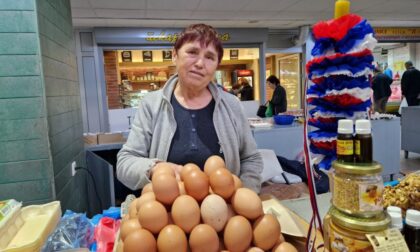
94, 28, 268, 45
144, 31, 231, 43
230, 49, 238, 59
374, 27, 420, 41
142, 51, 152, 62
162, 50, 172, 61
121, 51, 132, 62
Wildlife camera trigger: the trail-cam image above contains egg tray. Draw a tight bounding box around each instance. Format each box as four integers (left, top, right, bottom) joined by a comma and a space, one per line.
0, 201, 61, 252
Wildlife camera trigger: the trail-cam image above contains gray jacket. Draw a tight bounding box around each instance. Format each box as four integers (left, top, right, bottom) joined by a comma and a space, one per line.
116, 74, 262, 192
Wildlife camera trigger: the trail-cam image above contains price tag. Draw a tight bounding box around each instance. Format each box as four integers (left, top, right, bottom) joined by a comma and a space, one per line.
366, 228, 409, 252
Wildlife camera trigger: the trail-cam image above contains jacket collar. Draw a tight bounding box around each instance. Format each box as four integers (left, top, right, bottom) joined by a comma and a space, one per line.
161, 73, 222, 104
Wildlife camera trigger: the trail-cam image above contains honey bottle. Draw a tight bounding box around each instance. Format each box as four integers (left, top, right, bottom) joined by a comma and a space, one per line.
354, 119, 372, 163
337, 119, 354, 162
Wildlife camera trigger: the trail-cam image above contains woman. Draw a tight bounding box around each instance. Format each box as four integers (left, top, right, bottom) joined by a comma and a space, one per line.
266, 75, 287, 114
117, 24, 262, 193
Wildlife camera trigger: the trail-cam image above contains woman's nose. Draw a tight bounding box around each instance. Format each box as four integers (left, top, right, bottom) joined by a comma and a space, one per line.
194, 55, 205, 68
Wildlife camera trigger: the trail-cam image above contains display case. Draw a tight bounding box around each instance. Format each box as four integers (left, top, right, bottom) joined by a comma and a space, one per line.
278, 54, 301, 110
119, 66, 171, 108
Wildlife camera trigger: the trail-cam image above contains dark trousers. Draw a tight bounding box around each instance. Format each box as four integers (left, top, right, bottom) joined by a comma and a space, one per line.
374, 96, 389, 113
406, 96, 420, 106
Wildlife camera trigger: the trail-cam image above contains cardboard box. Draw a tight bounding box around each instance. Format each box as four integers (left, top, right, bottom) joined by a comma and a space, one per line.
97, 133, 125, 144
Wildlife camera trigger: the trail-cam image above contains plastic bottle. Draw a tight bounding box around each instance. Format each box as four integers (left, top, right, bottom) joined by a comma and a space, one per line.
354, 119, 372, 163
337, 119, 354, 162
404, 209, 420, 252
389, 212, 403, 233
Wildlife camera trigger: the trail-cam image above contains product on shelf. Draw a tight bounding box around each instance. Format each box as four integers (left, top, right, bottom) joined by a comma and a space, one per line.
383, 172, 420, 213
332, 161, 384, 217
323, 206, 390, 252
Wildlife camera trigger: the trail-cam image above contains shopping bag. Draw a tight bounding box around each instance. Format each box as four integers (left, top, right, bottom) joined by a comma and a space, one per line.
257, 102, 268, 117
265, 102, 273, 117
399, 97, 407, 114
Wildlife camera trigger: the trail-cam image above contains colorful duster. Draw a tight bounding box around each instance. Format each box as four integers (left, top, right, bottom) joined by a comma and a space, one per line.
305, 14, 377, 169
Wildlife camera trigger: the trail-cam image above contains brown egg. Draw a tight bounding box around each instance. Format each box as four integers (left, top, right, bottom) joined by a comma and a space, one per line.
171, 195, 201, 233
128, 199, 139, 219
181, 163, 201, 181
138, 201, 168, 234
178, 181, 186, 195
152, 162, 176, 178
124, 228, 157, 252
200, 194, 228, 232
252, 214, 281, 250
204, 155, 226, 176
120, 219, 141, 241
142, 183, 153, 195
247, 247, 264, 252
189, 224, 219, 252
152, 173, 180, 205
224, 216, 252, 252
183, 169, 209, 201
136, 192, 156, 211
232, 175, 242, 190
272, 233, 286, 248
272, 242, 297, 252
231, 188, 263, 220
209, 168, 235, 199
157, 224, 188, 252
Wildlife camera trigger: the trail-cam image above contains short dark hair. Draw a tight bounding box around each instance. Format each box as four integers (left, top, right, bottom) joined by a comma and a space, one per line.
405, 61, 413, 67
174, 24, 224, 63
266, 75, 280, 85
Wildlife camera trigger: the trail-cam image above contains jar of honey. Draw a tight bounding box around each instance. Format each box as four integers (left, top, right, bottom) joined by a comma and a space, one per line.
324, 207, 390, 252
331, 161, 383, 217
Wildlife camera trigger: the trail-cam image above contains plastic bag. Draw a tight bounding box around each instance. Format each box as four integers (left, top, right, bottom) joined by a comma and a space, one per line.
41, 210, 95, 252
399, 97, 407, 114
265, 102, 273, 117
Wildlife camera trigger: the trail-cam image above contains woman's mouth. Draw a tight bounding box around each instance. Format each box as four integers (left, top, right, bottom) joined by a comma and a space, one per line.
190, 71, 204, 77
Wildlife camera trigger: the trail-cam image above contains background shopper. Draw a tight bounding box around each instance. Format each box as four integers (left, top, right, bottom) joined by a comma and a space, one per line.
239, 77, 254, 101
372, 67, 392, 113
266, 75, 287, 114
401, 61, 420, 106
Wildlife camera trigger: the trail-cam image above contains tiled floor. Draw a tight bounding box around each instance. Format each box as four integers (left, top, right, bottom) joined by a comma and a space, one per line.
400, 150, 420, 175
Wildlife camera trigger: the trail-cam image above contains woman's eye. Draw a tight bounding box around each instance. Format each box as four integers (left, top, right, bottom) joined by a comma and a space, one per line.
188, 50, 198, 55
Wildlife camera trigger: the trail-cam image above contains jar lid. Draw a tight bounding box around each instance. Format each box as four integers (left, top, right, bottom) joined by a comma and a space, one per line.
330, 207, 390, 232
332, 161, 382, 175
355, 119, 371, 134
338, 119, 353, 134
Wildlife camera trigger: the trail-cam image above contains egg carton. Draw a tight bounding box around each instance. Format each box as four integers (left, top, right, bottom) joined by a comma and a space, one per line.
0, 201, 61, 252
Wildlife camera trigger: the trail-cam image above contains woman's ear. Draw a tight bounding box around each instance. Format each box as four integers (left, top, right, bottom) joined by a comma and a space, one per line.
172, 49, 177, 64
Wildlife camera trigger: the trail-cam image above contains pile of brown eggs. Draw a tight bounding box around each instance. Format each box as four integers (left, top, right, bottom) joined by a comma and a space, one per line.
118, 155, 297, 252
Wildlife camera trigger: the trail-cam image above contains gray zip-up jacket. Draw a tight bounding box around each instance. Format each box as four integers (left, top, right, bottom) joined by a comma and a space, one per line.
116, 74, 263, 193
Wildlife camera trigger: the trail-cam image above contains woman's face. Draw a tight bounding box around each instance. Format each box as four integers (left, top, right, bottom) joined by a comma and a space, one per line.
267, 81, 275, 90
173, 40, 219, 90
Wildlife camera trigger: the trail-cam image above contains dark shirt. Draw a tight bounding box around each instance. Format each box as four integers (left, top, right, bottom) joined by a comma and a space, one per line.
401, 67, 420, 106
271, 85, 287, 114
167, 95, 223, 169
240, 84, 254, 101
372, 73, 392, 100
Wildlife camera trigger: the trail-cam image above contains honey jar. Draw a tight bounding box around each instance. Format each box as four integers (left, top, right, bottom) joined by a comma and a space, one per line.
324, 207, 390, 252
332, 161, 383, 217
